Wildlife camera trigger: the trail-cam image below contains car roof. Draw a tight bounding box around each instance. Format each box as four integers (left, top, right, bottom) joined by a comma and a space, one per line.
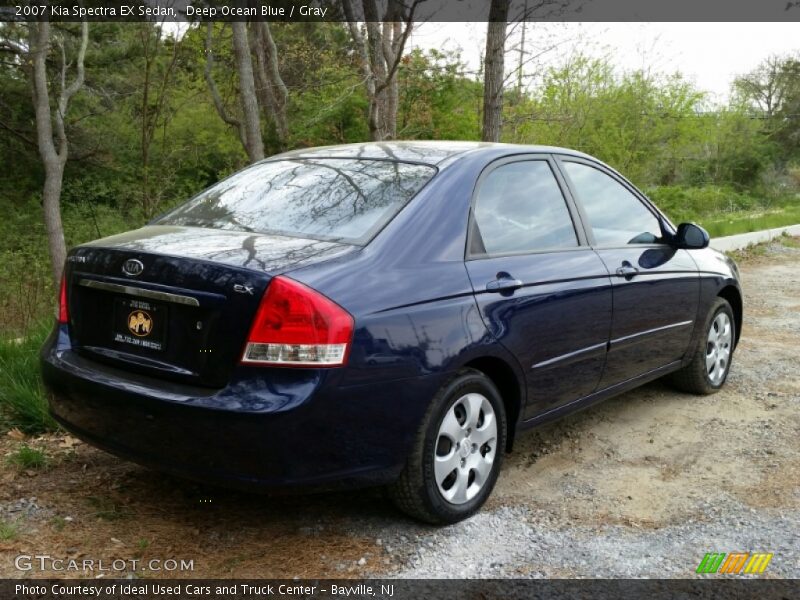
269, 141, 596, 168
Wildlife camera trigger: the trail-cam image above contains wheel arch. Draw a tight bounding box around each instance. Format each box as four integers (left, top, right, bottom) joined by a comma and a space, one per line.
718, 285, 743, 347
462, 355, 523, 452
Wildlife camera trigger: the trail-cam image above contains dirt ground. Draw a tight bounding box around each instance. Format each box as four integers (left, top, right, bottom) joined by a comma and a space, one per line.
1, 240, 798, 579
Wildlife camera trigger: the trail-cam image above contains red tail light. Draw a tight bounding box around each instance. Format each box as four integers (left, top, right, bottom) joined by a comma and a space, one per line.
58, 274, 69, 324
242, 276, 353, 367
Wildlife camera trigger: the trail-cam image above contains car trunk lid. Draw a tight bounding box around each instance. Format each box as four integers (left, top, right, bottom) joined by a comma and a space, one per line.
64, 225, 356, 387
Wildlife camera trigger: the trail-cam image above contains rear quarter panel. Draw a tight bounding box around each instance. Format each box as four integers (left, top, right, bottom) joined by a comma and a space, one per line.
287, 151, 529, 391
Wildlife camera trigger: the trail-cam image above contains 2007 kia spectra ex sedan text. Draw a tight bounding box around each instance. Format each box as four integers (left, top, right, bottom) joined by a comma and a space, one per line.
41, 142, 743, 524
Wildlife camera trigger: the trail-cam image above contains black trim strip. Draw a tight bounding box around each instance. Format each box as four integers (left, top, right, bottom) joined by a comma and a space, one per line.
520, 360, 684, 429
531, 341, 607, 370
609, 320, 693, 349
531, 320, 693, 371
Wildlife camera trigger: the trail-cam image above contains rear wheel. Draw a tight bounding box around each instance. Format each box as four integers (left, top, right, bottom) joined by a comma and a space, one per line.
668, 297, 735, 394
389, 369, 507, 524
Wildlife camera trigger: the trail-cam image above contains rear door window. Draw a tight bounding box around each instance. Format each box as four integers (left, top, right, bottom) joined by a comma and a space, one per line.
470, 160, 578, 257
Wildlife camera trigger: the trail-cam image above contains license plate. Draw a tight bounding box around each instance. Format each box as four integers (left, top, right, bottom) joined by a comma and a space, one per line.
112, 297, 167, 352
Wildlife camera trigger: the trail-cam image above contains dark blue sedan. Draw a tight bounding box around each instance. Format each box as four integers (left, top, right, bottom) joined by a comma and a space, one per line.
41, 142, 742, 523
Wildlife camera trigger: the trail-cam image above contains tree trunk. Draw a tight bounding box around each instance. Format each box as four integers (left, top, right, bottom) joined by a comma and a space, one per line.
29, 20, 88, 287
482, 0, 510, 142
251, 21, 289, 148
343, 0, 416, 141
204, 23, 247, 151
381, 19, 402, 139
42, 164, 67, 284
231, 21, 264, 162
250, 25, 278, 137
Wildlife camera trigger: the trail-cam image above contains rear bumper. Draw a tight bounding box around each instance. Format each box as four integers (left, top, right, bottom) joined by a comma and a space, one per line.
41, 326, 442, 491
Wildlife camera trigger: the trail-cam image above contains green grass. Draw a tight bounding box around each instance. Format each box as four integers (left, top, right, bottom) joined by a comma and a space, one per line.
87, 495, 130, 521
0, 320, 58, 434
7, 444, 50, 470
0, 519, 17, 541
780, 234, 800, 248
699, 205, 800, 237
646, 185, 800, 238
725, 232, 800, 262
50, 516, 67, 532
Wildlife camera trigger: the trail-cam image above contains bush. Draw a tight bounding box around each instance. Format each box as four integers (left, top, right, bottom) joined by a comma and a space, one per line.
646, 186, 761, 223
0, 197, 134, 336
0, 320, 58, 434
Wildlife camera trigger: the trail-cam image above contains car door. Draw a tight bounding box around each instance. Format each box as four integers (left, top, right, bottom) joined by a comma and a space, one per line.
556, 157, 700, 389
465, 156, 613, 420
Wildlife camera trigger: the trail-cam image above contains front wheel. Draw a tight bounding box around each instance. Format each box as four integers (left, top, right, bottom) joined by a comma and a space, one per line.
389, 369, 507, 524
668, 297, 736, 394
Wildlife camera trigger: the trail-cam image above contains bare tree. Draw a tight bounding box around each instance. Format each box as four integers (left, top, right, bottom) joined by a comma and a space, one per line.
231, 21, 264, 162
482, 0, 510, 142
342, 0, 418, 141
137, 23, 182, 218
204, 23, 248, 151
733, 54, 796, 118
205, 22, 283, 161
28, 20, 89, 286
250, 21, 288, 148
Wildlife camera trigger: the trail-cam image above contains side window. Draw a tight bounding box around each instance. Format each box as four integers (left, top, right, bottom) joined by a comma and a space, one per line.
471, 161, 578, 256
562, 161, 662, 246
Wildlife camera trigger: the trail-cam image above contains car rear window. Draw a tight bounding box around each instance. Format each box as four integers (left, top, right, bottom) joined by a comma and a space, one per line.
156, 158, 437, 245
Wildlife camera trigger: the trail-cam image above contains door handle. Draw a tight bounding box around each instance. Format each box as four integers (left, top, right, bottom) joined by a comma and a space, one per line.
615, 262, 639, 278
486, 274, 523, 293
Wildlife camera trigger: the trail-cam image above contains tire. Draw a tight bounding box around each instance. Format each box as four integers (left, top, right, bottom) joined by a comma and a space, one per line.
668, 297, 736, 395
389, 368, 507, 525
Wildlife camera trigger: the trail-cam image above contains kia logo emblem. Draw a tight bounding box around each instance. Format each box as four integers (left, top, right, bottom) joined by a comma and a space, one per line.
122, 258, 144, 277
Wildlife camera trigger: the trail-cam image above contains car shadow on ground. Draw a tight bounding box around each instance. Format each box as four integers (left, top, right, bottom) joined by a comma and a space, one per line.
74, 378, 680, 528
0, 378, 690, 578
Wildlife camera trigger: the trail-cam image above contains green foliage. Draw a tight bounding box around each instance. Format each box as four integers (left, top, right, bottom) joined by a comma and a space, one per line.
272, 22, 370, 147
505, 55, 780, 191
684, 107, 774, 188
0, 320, 57, 433
0, 198, 134, 335
398, 49, 482, 140
506, 57, 702, 184
733, 54, 800, 163
647, 185, 760, 220
7, 444, 50, 470
0, 22, 798, 359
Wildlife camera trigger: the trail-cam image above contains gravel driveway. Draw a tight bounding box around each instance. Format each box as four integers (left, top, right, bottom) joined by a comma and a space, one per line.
391, 241, 800, 578
1, 241, 798, 579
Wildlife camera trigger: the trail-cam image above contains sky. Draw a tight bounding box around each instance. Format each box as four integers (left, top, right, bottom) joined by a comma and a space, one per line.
408, 22, 800, 104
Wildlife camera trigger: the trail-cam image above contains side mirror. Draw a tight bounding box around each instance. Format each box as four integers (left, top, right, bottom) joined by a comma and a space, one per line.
673, 222, 709, 249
